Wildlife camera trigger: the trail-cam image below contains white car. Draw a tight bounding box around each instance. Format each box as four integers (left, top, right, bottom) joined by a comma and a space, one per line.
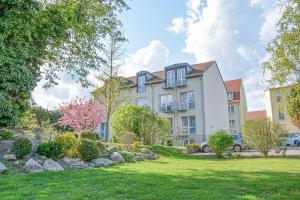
286, 133, 300, 146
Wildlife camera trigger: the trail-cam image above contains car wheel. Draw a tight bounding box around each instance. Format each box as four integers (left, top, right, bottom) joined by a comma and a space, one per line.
233, 145, 242, 152
294, 140, 300, 146
202, 145, 209, 153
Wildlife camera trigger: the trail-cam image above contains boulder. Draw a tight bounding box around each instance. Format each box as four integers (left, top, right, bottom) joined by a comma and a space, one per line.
0, 162, 8, 174
23, 136, 39, 153
23, 159, 44, 173
60, 157, 88, 169
110, 152, 125, 163
3, 154, 17, 161
43, 159, 64, 171
31, 154, 47, 165
0, 140, 14, 154
99, 151, 111, 159
133, 155, 144, 161
92, 158, 113, 167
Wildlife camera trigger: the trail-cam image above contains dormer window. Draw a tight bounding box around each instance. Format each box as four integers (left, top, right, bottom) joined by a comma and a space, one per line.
228, 92, 234, 100
137, 75, 146, 93
166, 70, 176, 87
176, 68, 186, 86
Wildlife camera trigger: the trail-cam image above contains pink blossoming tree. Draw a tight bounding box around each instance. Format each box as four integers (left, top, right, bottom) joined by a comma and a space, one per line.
58, 99, 105, 131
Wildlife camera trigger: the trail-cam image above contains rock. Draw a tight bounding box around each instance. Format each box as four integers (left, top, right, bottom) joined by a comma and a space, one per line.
60, 157, 88, 169
133, 155, 144, 161
143, 152, 158, 160
23, 159, 44, 173
92, 158, 113, 167
99, 151, 111, 159
3, 154, 17, 161
43, 159, 64, 171
23, 136, 39, 153
88, 162, 96, 168
110, 152, 125, 163
0, 140, 14, 154
0, 162, 8, 174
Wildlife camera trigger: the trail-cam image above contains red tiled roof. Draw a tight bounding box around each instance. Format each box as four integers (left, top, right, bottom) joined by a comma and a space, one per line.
247, 110, 267, 120
224, 79, 242, 92
124, 61, 214, 87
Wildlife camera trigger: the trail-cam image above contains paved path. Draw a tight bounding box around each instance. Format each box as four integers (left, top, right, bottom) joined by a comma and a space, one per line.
193, 146, 300, 157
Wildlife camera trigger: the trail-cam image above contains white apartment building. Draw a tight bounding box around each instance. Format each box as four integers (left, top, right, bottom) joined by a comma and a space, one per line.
224, 79, 247, 134
98, 61, 229, 146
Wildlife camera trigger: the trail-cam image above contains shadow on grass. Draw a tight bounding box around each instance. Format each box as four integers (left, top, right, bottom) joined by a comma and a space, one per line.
1, 166, 300, 200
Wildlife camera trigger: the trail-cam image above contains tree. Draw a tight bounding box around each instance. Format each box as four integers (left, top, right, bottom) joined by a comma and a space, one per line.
58, 99, 104, 132
243, 119, 286, 157
92, 31, 129, 142
0, 0, 128, 127
111, 104, 171, 145
263, 0, 300, 127
208, 131, 234, 158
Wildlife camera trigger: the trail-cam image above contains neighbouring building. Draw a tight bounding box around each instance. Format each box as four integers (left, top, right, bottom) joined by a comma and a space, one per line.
247, 110, 267, 120
224, 79, 248, 134
265, 87, 300, 133
98, 61, 229, 146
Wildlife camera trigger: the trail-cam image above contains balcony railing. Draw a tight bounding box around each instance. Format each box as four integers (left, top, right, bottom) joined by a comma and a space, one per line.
159, 101, 195, 112
163, 79, 187, 89
177, 101, 195, 111
176, 79, 187, 87
159, 103, 175, 112
171, 126, 196, 136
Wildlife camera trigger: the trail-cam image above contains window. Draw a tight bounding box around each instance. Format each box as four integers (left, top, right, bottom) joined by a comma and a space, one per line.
166, 70, 176, 87
180, 91, 195, 109
137, 75, 146, 93
228, 106, 235, 114
184, 140, 189, 146
229, 120, 235, 127
276, 90, 282, 102
182, 116, 196, 134
227, 92, 234, 100
189, 140, 195, 144
279, 111, 285, 120
160, 94, 173, 111
176, 68, 186, 86
136, 98, 148, 107
100, 123, 107, 139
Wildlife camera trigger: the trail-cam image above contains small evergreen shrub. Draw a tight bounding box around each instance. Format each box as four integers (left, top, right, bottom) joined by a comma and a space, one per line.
0, 130, 13, 140
55, 132, 78, 157
108, 146, 120, 153
78, 139, 99, 162
37, 141, 63, 160
80, 130, 99, 141
96, 140, 106, 151
186, 143, 199, 149
208, 131, 234, 158
131, 141, 141, 152
121, 151, 135, 163
12, 138, 32, 159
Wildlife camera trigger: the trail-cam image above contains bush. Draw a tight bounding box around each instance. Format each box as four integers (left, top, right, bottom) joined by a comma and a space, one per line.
37, 141, 63, 160
80, 130, 99, 141
186, 143, 199, 149
121, 151, 135, 163
78, 139, 99, 162
12, 138, 32, 159
131, 141, 141, 152
208, 131, 234, 158
118, 131, 135, 145
96, 140, 106, 151
243, 119, 286, 157
55, 132, 78, 157
0, 130, 13, 140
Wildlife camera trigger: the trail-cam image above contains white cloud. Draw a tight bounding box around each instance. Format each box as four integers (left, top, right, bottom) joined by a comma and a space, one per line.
236, 46, 258, 62
259, 7, 281, 42
166, 17, 185, 34
121, 40, 170, 76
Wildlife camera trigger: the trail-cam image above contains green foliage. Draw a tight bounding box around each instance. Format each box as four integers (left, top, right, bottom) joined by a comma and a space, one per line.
80, 130, 99, 141
12, 138, 32, 159
243, 119, 287, 157
287, 83, 300, 128
111, 104, 171, 145
186, 143, 199, 150
120, 151, 135, 163
55, 132, 78, 157
78, 139, 99, 162
37, 141, 63, 160
0, 130, 14, 140
208, 131, 234, 158
131, 141, 141, 152
96, 141, 106, 151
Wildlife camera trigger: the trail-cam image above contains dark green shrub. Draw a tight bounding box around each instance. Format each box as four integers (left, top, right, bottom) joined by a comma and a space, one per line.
96, 140, 106, 151
80, 130, 99, 141
0, 130, 14, 140
131, 141, 141, 152
108, 146, 120, 153
186, 143, 199, 149
12, 138, 32, 159
55, 132, 78, 157
121, 151, 134, 163
37, 141, 63, 160
78, 139, 99, 162
208, 131, 234, 158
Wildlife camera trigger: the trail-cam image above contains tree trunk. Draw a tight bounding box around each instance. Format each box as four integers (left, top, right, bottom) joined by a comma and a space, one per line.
104, 109, 111, 142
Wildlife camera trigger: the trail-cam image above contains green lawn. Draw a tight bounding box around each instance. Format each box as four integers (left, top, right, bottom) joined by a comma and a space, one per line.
1, 147, 300, 200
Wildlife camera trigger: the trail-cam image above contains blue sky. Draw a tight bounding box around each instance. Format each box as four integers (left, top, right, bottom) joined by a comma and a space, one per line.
33, 0, 280, 111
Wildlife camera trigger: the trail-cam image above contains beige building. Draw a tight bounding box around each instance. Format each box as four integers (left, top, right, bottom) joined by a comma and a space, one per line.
98, 61, 229, 146
265, 87, 300, 133
224, 79, 248, 134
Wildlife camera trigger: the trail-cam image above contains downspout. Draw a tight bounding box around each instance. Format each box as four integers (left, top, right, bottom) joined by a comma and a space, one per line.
200, 74, 207, 141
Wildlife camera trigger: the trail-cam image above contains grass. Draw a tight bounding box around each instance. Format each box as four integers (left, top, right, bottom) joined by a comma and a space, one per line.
1, 146, 300, 200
